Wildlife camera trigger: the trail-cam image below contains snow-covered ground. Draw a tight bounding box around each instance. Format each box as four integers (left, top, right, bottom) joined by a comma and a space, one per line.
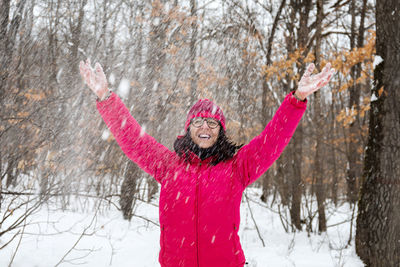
0, 188, 364, 267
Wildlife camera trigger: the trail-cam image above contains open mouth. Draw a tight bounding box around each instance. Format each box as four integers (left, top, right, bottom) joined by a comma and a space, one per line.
198, 134, 211, 139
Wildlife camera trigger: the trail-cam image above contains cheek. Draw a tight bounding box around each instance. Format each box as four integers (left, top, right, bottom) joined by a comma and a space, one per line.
209, 133, 219, 144
213, 129, 221, 139
189, 128, 197, 140
212, 136, 218, 144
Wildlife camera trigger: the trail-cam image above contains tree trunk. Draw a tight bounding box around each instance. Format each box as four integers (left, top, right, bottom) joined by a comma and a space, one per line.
69, 0, 87, 69
142, 1, 168, 202
0, 0, 26, 95
0, 0, 11, 99
189, 0, 198, 103
0, 150, 2, 210
330, 101, 338, 206
260, 0, 286, 204
120, 162, 139, 220
355, 0, 400, 265
346, 0, 367, 204
288, 0, 312, 231
260, 171, 271, 203
313, 0, 326, 233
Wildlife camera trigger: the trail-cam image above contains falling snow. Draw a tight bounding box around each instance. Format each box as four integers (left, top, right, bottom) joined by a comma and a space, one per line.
117, 78, 130, 99
0, 0, 383, 266
101, 129, 110, 140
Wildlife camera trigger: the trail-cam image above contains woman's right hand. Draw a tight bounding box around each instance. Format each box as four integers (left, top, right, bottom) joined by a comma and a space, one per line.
79, 59, 109, 100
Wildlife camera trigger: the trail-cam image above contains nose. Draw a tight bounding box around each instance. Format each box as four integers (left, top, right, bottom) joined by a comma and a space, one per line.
200, 120, 210, 129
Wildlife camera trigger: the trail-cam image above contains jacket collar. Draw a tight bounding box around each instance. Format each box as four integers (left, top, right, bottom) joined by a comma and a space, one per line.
186, 151, 216, 165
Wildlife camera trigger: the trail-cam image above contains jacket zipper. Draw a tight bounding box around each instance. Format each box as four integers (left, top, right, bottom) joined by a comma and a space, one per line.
195, 162, 201, 267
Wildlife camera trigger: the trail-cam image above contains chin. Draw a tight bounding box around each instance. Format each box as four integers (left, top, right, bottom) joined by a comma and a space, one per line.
197, 143, 209, 148
197, 141, 214, 148
200, 145, 211, 148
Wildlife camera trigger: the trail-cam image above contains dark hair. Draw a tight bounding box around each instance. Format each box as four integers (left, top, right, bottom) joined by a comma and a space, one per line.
173, 127, 243, 166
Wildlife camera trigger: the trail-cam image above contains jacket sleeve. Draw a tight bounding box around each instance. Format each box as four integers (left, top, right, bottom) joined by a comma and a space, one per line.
234, 92, 307, 188
96, 92, 176, 183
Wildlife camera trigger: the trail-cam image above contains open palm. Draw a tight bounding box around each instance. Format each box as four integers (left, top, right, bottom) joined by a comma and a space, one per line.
79, 59, 109, 100
296, 63, 335, 100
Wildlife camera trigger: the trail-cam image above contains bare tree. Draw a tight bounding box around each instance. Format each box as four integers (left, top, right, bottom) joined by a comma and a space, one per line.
346, 0, 369, 204
286, 0, 313, 232
312, 0, 327, 234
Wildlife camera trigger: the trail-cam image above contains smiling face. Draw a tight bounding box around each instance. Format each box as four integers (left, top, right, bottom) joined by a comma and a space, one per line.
189, 118, 221, 148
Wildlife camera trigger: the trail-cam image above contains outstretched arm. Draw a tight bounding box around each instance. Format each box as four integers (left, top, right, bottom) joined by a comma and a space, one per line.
79, 60, 176, 183
235, 63, 335, 188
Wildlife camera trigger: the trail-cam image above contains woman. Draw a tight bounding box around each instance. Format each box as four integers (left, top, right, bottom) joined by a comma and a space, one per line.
79, 60, 334, 267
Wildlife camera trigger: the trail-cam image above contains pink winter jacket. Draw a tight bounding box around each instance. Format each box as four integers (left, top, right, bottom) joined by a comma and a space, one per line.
97, 92, 307, 267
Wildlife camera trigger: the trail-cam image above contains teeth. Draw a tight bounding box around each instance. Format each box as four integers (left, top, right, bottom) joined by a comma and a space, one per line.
199, 134, 210, 139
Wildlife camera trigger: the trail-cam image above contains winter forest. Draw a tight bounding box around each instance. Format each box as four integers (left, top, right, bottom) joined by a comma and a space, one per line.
1, 0, 399, 266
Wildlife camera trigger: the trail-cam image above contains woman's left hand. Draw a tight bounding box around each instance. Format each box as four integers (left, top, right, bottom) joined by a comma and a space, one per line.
295, 63, 335, 100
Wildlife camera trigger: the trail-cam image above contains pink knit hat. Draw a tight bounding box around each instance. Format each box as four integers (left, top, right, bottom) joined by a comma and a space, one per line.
185, 99, 226, 131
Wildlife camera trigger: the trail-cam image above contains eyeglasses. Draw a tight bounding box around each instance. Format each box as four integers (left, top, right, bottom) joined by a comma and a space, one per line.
191, 117, 219, 129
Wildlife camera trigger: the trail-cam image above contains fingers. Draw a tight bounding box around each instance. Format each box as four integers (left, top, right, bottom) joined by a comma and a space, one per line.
95, 62, 103, 73
95, 62, 106, 80
79, 59, 94, 88
301, 63, 315, 80
79, 61, 92, 85
313, 64, 334, 82
81, 60, 103, 77
80, 60, 91, 73
86, 58, 91, 68
320, 66, 335, 84
322, 62, 331, 73
79, 61, 86, 79
79, 60, 88, 74
313, 68, 335, 92
298, 62, 336, 97
79, 59, 108, 96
